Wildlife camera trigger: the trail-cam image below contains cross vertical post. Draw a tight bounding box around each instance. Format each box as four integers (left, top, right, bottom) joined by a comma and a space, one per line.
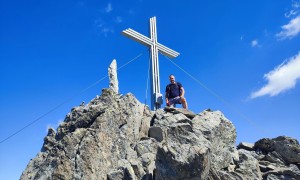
150, 17, 161, 110
122, 17, 180, 110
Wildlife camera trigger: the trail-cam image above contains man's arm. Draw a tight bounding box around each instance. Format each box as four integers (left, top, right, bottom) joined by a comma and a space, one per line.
180, 87, 185, 97
165, 92, 169, 105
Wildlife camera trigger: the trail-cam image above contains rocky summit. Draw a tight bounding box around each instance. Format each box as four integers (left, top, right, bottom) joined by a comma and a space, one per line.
21, 59, 300, 180
21, 88, 300, 180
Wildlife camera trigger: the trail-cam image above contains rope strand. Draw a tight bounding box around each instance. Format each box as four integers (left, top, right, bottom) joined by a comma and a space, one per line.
0, 49, 147, 144
144, 49, 151, 105
163, 55, 265, 134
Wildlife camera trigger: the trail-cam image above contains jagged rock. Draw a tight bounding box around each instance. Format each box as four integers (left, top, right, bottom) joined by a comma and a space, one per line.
259, 161, 280, 173
150, 109, 211, 179
255, 136, 300, 165
164, 106, 196, 119
235, 149, 262, 179
237, 142, 254, 151
255, 138, 276, 153
264, 151, 285, 166
250, 150, 265, 161
193, 110, 238, 171
21, 88, 152, 180
20, 88, 300, 179
263, 164, 300, 179
107, 169, 124, 180
108, 59, 118, 94
273, 136, 300, 164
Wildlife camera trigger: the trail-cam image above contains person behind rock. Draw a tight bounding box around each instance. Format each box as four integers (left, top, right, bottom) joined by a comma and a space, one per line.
165, 74, 188, 109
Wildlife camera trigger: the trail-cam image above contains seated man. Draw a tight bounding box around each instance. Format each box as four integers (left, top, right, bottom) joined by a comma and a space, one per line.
165, 74, 188, 109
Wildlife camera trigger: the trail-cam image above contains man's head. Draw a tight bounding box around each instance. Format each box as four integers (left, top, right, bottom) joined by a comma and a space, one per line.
169, 74, 175, 84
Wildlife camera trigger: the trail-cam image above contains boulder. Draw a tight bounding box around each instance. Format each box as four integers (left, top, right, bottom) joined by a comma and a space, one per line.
255, 136, 300, 165
234, 149, 262, 179
192, 110, 238, 170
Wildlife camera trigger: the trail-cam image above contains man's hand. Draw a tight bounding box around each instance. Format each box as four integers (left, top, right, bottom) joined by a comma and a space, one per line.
166, 99, 170, 106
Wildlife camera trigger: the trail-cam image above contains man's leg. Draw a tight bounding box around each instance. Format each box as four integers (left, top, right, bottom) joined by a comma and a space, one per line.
167, 97, 176, 107
169, 97, 183, 108
180, 97, 188, 109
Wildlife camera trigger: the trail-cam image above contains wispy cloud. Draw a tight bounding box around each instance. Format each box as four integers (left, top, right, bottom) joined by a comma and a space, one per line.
276, 15, 300, 39
285, 10, 299, 18
285, 1, 300, 17
105, 3, 113, 13
101, 27, 114, 36
250, 52, 300, 98
251, 39, 259, 47
292, 0, 300, 9
114, 16, 123, 23
94, 18, 114, 37
94, 3, 125, 36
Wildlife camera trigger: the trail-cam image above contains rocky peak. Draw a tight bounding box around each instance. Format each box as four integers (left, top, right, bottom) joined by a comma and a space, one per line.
21, 60, 300, 180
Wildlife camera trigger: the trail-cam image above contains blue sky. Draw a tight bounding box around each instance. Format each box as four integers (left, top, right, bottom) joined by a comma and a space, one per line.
1, 0, 300, 179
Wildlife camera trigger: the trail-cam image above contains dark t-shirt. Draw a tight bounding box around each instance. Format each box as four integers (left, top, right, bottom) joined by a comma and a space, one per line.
166, 82, 182, 98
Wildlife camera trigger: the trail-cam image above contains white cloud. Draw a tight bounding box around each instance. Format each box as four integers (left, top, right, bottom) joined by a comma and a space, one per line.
105, 3, 113, 13
285, 10, 299, 18
292, 0, 300, 9
251, 39, 259, 47
285, 1, 300, 17
276, 15, 300, 39
101, 27, 114, 37
251, 52, 300, 98
94, 18, 114, 36
284, 1, 300, 18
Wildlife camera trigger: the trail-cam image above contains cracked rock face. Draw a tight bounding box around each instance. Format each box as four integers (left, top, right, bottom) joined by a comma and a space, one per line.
21, 89, 152, 180
20, 89, 300, 180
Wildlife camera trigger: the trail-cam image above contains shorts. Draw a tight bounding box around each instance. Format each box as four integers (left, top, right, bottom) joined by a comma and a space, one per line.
168, 96, 181, 107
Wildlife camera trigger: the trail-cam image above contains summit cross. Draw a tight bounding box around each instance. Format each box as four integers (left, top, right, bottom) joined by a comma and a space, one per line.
122, 16, 180, 110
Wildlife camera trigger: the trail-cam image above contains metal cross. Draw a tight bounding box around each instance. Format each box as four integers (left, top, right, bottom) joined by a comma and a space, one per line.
122, 16, 180, 110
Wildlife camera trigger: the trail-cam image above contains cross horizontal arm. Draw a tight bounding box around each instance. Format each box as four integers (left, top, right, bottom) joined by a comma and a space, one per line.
122, 28, 152, 47
157, 43, 180, 58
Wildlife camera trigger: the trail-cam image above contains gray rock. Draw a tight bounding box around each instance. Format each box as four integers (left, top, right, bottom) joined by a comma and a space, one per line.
108, 59, 119, 94
250, 150, 265, 161
273, 136, 300, 164
237, 142, 255, 151
235, 149, 262, 179
259, 161, 281, 172
149, 127, 163, 142
255, 136, 300, 164
255, 138, 276, 153
264, 151, 285, 166
151, 108, 212, 179
107, 169, 124, 180
266, 174, 291, 180
193, 110, 238, 170
164, 106, 196, 119
264, 164, 300, 180
21, 89, 151, 180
